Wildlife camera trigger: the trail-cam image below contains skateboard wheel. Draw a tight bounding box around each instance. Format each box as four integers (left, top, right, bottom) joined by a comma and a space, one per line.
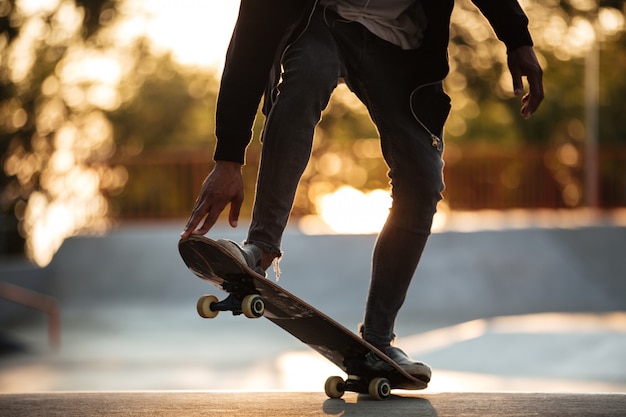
197, 295, 219, 319
368, 377, 391, 401
242, 294, 265, 318
324, 376, 345, 399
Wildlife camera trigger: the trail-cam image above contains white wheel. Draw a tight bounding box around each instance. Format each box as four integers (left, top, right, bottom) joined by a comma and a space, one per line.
197, 295, 219, 319
369, 377, 391, 401
242, 294, 265, 318
324, 376, 345, 399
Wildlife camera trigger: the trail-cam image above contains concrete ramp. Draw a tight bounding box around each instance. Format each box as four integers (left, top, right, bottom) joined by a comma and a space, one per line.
1, 221, 625, 393
41, 223, 626, 320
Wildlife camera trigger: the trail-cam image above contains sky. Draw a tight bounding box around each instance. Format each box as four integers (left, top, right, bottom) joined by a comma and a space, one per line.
120, 0, 240, 69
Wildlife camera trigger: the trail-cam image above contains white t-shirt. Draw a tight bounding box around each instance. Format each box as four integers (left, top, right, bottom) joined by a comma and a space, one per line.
319, 0, 426, 50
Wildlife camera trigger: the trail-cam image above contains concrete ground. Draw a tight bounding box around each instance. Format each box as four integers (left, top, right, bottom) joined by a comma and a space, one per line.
1, 212, 625, 414
1, 392, 626, 417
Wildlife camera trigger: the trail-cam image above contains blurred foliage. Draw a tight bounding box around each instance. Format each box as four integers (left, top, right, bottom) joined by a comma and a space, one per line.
108, 50, 219, 154
1, 0, 118, 265
300, 0, 626, 215
1, 0, 626, 265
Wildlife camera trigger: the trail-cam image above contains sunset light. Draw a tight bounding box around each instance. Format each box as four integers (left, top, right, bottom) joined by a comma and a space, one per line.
4, 0, 626, 267
4, 0, 238, 265
319, 186, 391, 234
116, 0, 239, 68
299, 186, 449, 235
3, 1, 626, 401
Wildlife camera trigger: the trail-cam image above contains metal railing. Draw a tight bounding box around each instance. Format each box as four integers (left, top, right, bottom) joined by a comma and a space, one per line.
0, 282, 61, 349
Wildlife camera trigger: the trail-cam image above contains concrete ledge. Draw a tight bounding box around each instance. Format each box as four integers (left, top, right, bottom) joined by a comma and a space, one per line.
1, 392, 625, 417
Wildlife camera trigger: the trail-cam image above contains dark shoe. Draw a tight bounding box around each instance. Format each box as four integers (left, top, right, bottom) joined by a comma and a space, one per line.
365, 346, 431, 383
216, 239, 266, 277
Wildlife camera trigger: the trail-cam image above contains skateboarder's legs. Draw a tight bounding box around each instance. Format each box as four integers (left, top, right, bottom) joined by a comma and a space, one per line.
245, 9, 342, 257
245, 7, 443, 370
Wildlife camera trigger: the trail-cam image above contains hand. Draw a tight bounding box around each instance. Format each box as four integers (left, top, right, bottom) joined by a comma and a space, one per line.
181, 161, 244, 239
507, 45, 544, 119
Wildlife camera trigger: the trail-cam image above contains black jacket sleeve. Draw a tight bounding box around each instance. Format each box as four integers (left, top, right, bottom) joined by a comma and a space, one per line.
472, 0, 533, 51
214, 0, 308, 164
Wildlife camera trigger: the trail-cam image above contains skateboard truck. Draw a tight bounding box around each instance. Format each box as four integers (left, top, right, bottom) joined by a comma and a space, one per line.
197, 293, 265, 319
325, 375, 392, 401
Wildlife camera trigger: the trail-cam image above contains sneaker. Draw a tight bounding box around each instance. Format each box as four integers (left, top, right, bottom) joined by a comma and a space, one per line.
365, 346, 432, 383
215, 239, 266, 277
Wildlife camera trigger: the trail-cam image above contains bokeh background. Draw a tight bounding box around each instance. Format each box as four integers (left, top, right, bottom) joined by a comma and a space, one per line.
1, 0, 625, 393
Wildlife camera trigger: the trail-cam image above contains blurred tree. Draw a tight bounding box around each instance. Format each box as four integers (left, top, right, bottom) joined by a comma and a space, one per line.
309, 0, 626, 212
1, 0, 625, 265
445, 0, 626, 146
104, 50, 221, 219
108, 49, 219, 154
0, 0, 121, 265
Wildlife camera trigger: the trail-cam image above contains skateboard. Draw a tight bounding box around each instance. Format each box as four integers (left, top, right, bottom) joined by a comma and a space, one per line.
178, 235, 428, 400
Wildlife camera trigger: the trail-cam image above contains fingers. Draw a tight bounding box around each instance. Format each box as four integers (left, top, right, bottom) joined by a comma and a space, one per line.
196, 207, 222, 236
228, 191, 244, 228
181, 199, 213, 239
181, 200, 226, 239
181, 161, 244, 239
511, 68, 523, 97
522, 68, 544, 119
181, 189, 228, 238
507, 46, 544, 119
181, 205, 200, 239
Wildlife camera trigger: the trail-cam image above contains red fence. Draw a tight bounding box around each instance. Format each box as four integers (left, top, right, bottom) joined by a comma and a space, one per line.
110, 146, 626, 220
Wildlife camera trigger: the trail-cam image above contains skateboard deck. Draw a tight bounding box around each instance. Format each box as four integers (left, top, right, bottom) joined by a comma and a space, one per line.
178, 235, 427, 400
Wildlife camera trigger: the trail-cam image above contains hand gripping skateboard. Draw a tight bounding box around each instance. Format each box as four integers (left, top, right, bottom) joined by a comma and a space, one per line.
178, 235, 428, 400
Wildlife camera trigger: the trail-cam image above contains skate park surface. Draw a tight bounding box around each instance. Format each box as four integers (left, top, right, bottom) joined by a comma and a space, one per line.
1, 210, 625, 415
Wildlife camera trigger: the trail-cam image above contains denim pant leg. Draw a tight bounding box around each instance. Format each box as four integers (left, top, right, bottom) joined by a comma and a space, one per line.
331, 25, 446, 346
246, 13, 341, 255
361, 96, 445, 347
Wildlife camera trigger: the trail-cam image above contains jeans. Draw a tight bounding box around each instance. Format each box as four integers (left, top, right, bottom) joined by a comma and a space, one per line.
246, 7, 446, 347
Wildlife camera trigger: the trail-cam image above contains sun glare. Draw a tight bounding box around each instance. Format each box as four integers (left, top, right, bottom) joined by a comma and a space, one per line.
120, 0, 240, 68
299, 186, 451, 235
299, 186, 391, 235
16, 0, 60, 16
7, 0, 239, 266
